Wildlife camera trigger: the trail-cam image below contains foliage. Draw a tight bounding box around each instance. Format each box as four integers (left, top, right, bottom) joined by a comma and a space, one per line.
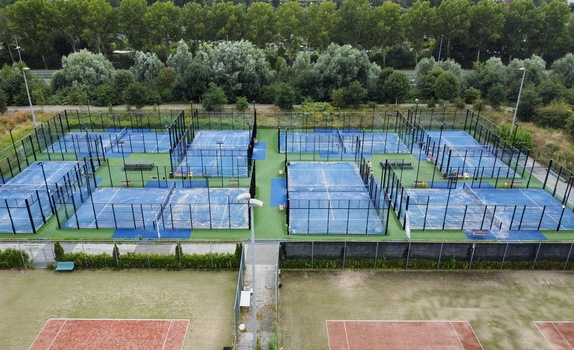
167, 40, 193, 76
60, 49, 115, 89
123, 82, 149, 109
54, 242, 64, 261
551, 53, 574, 89
195, 40, 271, 100
130, 51, 164, 83
499, 124, 532, 148
466, 57, 507, 97
91, 84, 120, 106
344, 81, 368, 107
516, 88, 542, 122
330, 88, 347, 108
235, 96, 249, 111
381, 70, 412, 103
534, 101, 574, 129
114, 70, 135, 91
434, 70, 460, 102
177, 60, 210, 102
486, 83, 507, 109
274, 83, 298, 110
0, 248, 29, 269
537, 80, 567, 105
202, 82, 227, 111
463, 87, 481, 104
268, 332, 281, 350
0, 88, 6, 113
312, 43, 372, 101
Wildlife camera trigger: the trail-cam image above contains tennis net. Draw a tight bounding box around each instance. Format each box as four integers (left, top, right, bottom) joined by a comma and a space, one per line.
336, 128, 347, 153
105, 128, 128, 152
462, 183, 503, 229
154, 182, 177, 228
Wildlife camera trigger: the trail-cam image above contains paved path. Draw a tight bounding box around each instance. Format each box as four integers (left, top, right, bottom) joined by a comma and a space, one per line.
237, 241, 279, 350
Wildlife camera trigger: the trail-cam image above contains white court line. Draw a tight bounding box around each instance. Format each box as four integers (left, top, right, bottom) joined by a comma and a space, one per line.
88, 188, 123, 228
550, 322, 574, 350
343, 321, 351, 350
520, 189, 563, 228
47, 319, 68, 350
449, 321, 467, 350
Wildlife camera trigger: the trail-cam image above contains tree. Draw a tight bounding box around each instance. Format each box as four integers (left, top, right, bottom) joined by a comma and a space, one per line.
371, 2, 403, 67
466, 57, 506, 97
487, 83, 507, 109
274, 83, 297, 110
131, 51, 164, 83
345, 81, 367, 107
8, 0, 56, 68
60, 49, 115, 88
305, 1, 339, 53
534, 101, 573, 129
144, 1, 181, 59
551, 53, 574, 88
312, 43, 372, 101
336, 0, 372, 48
181, 2, 207, 43
382, 71, 412, 103
52, 0, 88, 52
276, 2, 304, 60
531, 0, 571, 62
434, 0, 471, 60
434, 70, 460, 102
468, 0, 505, 62
195, 40, 271, 100
400, 0, 435, 65
516, 88, 542, 122
235, 96, 249, 111
206, 2, 246, 42
176, 59, 209, 102
500, 0, 540, 63
417, 67, 444, 100
202, 82, 227, 111
119, 0, 149, 51
167, 40, 193, 76
83, 0, 118, 54
246, 2, 277, 48
123, 82, 149, 109
114, 70, 135, 91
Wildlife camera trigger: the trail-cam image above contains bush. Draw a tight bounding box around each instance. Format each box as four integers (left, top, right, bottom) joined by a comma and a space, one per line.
487, 83, 507, 109
91, 84, 120, 106
202, 82, 228, 111
534, 101, 574, 129
54, 242, 64, 261
463, 87, 481, 104
0, 89, 6, 114
236, 96, 249, 111
0, 248, 30, 269
274, 83, 298, 110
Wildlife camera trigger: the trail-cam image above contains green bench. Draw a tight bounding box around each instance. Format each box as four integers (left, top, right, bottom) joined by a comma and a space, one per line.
56, 261, 75, 272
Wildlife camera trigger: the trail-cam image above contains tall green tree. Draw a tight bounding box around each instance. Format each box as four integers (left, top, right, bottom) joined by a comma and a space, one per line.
305, 0, 338, 53
500, 0, 540, 63
468, 0, 505, 62
83, 0, 118, 54
531, 0, 571, 62
181, 2, 207, 43
60, 49, 115, 88
371, 2, 402, 67
276, 2, 304, 60
119, 0, 149, 51
206, 2, 246, 42
434, 0, 470, 60
336, 0, 372, 48
8, 0, 55, 67
246, 2, 276, 48
551, 53, 574, 89
144, 1, 181, 59
401, 0, 435, 66
53, 0, 87, 52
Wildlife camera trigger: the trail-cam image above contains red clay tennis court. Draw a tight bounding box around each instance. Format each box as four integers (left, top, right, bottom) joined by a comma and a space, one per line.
535, 321, 574, 350
29, 318, 189, 350
327, 320, 483, 350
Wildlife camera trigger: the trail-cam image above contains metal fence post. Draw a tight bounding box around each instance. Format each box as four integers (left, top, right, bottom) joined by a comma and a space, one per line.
501, 243, 509, 269
564, 243, 573, 271
17, 242, 26, 268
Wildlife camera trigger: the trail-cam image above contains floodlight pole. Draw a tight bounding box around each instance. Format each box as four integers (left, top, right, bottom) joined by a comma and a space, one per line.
237, 193, 263, 350
437, 35, 444, 61
22, 67, 36, 128
14, 35, 22, 62
510, 67, 527, 138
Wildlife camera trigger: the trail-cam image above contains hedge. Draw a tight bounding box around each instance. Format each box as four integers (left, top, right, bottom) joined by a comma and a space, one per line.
0, 248, 30, 269
56, 242, 243, 270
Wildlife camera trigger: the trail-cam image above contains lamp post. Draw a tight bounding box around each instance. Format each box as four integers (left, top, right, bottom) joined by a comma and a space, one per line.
14, 35, 22, 62
510, 67, 527, 137
22, 67, 36, 128
237, 193, 263, 349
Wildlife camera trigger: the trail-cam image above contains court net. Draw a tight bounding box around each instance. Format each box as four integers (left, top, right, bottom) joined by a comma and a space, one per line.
336, 128, 347, 153
462, 183, 503, 229
153, 182, 176, 228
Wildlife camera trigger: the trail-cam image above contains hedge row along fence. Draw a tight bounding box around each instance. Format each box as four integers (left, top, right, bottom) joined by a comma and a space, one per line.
280, 241, 574, 271
0, 248, 31, 269
53, 242, 242, 270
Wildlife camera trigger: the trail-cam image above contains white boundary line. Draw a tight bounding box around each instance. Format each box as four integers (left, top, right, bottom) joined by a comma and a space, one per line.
449, 321, 466, 350
47, 318, 68, 350
343, 321, 351, 350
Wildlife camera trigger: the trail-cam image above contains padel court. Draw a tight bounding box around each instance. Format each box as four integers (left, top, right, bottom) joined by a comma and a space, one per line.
535, 321, 574, 350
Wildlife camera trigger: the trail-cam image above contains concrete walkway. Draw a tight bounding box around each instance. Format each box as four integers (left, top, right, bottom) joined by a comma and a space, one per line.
237, 241, 279, 350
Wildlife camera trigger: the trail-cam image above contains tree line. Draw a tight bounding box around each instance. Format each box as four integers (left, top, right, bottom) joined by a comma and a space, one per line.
0, 0, 573, 69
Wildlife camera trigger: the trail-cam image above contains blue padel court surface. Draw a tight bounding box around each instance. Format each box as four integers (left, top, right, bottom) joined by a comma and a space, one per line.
279, 130, 410, 154
175, 130, 251, 177
0, 161, 86, 233
44, 129, 170, 154
405, 185, 574, 232
287, 162, 385, 234
425, 130, 517, 178
62, 187, 249, 230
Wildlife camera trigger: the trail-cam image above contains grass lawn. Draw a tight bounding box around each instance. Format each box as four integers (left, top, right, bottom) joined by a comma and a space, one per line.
0, 270, 236, 350
280, 270, 574, 350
